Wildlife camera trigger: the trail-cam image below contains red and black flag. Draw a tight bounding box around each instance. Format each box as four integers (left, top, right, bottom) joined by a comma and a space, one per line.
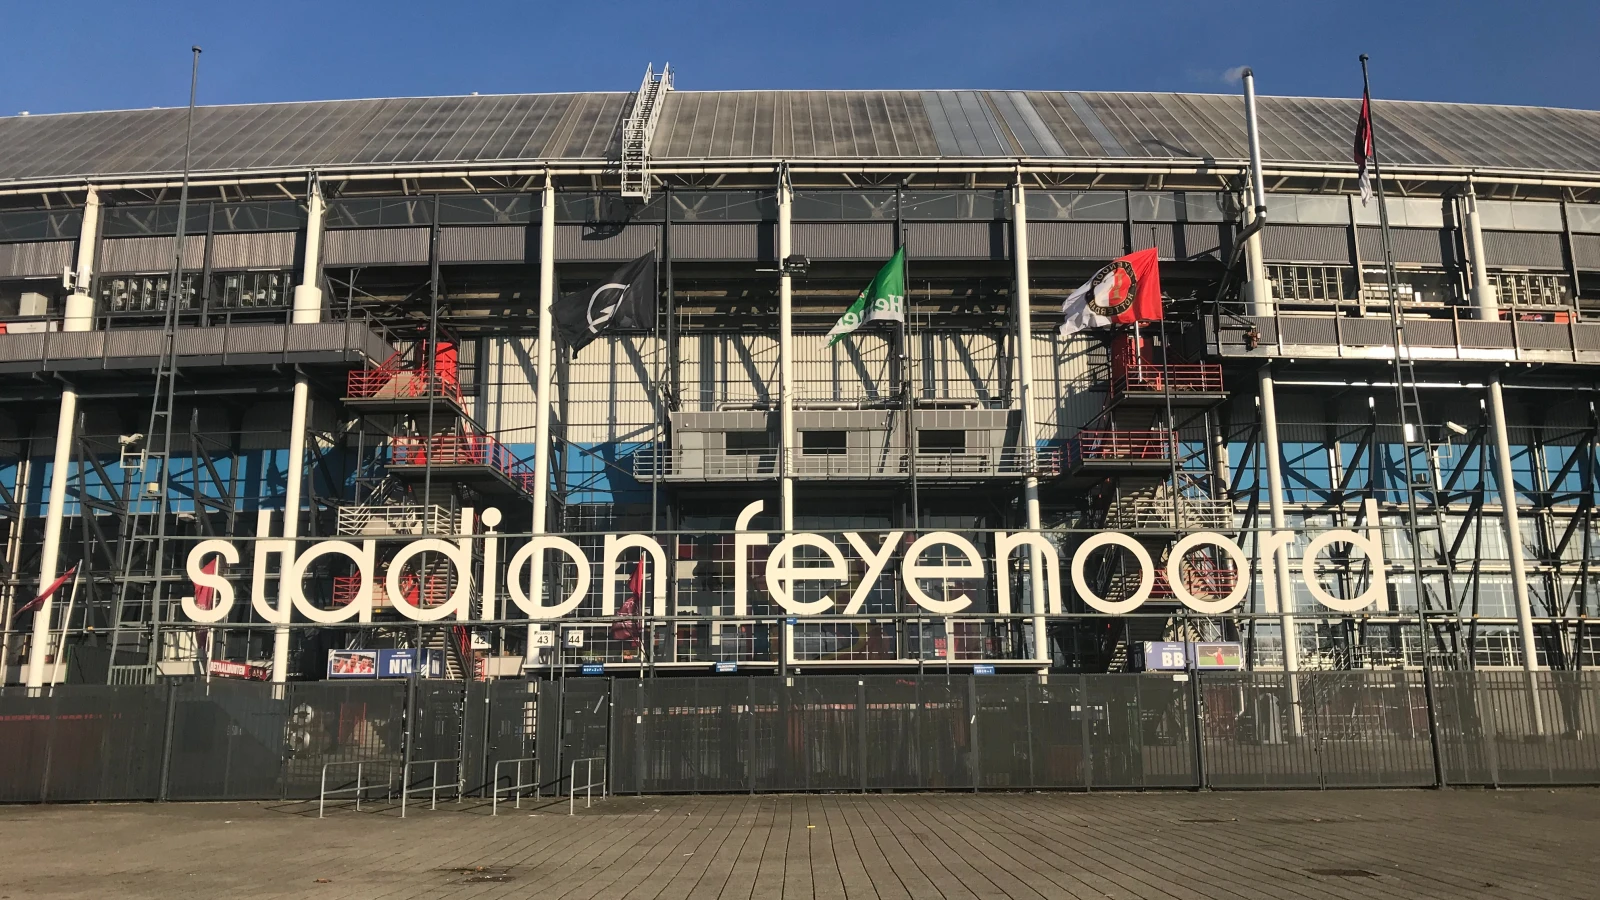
11, 563, 77, 621
1353, 92, 1374, 206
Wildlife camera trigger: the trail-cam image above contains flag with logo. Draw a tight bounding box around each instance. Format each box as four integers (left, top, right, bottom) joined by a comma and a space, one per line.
826, 247, 906, 347
1353, 93, 1374, 206
11, 563, 77, 621
1057, 248, 1163, 338
554, 251, 657, 354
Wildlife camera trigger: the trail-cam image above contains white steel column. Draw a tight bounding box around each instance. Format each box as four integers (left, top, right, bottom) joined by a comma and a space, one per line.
1256, 369, 1300, 676
27, 188, 101, 689
1242, 185, 1272, 318
532, 176, 557, 536
1012, 180, 1046, 664
777, 170, 795, 532
273, 179, 325, 684
1465, 187, 1538, 675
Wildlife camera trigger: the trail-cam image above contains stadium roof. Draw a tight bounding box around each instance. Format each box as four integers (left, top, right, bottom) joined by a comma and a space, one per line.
2, 89, 1599, 185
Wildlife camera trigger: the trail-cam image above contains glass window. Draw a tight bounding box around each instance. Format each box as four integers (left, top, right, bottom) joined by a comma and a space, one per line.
917, 430, 965, 454
1266, 194, 1350, 225
0, 208, 83, 242
1178, 192, 1229, 223
724, 431, 771, 455
665, 191, 775, 222
1129, 192, 1177, 222
801, 431, 847, 455
1474, 199, 1562, 232
103, 204, 210, 237
213, 270, 293, 309
97, 273, 202, 313
1025, 191, 1126, 221
325, 197, 433, 228
1566, 203, 1600, 234
437, 194, 533, 225
211, 201, 305, 232
792, 191, 896, 221
1352, 196, 1446, 228
900, 191, 1001, 220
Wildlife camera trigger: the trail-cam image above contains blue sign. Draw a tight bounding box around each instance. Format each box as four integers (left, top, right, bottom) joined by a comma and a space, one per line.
714, 661, 738, 674
580, 663, 606, 676
972, 664, 996, 675
785, 617, 797, 625
1142, 641, 1189, 671
1139, 641, 1245, 672
376, 649, 443, 679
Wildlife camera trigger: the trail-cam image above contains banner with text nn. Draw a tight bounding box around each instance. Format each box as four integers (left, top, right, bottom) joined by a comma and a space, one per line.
826, 246, 906, 346
1058, 247, 1163, 338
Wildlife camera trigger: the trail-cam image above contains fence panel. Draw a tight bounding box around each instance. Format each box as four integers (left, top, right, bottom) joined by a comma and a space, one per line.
1302, 672, 1435, 788
0, 685, 169, 802
281, 681, 407, 798
166, 680, 287, 801
975, 677, 1032, 789
1200, 672, 1320, 788
1475, 672, 1600, 785
912, 678, 973, 790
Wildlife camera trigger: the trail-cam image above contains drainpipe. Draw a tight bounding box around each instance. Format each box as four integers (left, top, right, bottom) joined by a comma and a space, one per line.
1011, 177, 1047, 668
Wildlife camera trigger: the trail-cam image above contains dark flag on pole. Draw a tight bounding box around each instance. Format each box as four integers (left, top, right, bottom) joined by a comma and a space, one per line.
554, 251, 657, 354
1353, 92, 1374, 206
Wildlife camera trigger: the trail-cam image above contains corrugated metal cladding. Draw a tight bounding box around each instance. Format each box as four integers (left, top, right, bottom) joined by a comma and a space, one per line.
99, 235, 203, 273
1027, 222, 1125, 260
905, 221, 1008, 260
1280, 316, 1340, 345
1573, 234, 1600, 270
1143, 223, 1229, 261
1482, 231, 1567, 269
439, 226, 529, 263
210, 231, 297, 269
1032, 332, 1101, 440
669, 223, 771, 261
1261, 225, 1350, 264
323, 228, 429, 266
555, 224, 655, 261
478, 337, 540, 439
914, 332, 1002, 404
795, 331, 892, 403
566, 335, 660, 444
793, 223, 896, 260
1357, 227, 1456, 267
0, 239, 72, 277
8, 90, 1600, 182
681, 332, 777, 411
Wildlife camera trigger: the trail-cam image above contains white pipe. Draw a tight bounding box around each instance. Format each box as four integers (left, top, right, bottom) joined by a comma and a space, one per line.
273, 376, 309, 684
1464, 186, 1498, 321
1488, 374, 1541, 681
777, 171, 795, 532
1257, 371, 1300, 677
25, 387, 77, 690
532, 176, 556, 536
292, 180, 324, 324
1013, 181, 1048, 667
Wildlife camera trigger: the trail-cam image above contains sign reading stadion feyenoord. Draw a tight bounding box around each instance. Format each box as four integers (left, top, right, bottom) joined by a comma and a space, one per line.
177, 499, 1390, 625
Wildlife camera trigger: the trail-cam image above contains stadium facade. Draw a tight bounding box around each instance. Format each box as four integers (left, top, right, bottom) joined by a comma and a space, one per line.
2, 67, 1600, 701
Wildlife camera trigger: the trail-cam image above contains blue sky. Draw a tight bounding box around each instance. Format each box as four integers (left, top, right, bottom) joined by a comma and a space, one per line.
3, 0, 1595, 115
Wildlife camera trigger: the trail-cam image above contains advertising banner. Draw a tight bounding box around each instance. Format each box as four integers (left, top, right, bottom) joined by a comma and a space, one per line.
328, 650, 378, 679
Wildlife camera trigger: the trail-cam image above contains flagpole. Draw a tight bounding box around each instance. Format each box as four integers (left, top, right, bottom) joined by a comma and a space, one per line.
897, 183, 919, 527
51, 568, 81, 688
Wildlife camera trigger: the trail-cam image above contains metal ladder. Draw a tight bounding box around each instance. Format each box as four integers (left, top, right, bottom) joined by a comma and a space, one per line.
619, 63, 673, 200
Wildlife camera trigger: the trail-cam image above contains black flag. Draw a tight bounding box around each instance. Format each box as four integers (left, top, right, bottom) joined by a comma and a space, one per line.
555, 251, 657, 353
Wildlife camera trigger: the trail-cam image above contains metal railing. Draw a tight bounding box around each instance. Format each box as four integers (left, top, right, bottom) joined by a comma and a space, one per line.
632, 447, 1039, 480
1110, 362, 1225, 400
335, 503, 453, 536
569, 757, 607, 816
1067, 430, 1175, 467
1105, 497, 1235, 530
318, 760, 395, 818
400, 758, 462, 818
491, 756, 540, 816
388, 433, 536, 493
346, 367, 461, 402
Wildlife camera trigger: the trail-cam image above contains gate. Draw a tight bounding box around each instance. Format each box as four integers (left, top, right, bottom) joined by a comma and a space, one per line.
537, 677, 611, 793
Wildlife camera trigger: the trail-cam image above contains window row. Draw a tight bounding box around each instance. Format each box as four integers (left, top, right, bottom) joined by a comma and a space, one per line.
98, 270, 295, 313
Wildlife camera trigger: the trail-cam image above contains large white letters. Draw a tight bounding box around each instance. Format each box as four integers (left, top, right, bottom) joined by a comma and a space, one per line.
182, 540, 239, 623
1301, 498, 1388, 612
732, 500, 768, 617
994, 532, 1062, 615
902, 532, 984, 614
603, 534, 667, 616
1166, 532, 1249, 614
506, 536, 591, 619
767, 534, 849, 614
1070, 532, 1154, 615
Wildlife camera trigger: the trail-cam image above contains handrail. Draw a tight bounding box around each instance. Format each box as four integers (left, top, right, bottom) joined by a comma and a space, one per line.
491, 756, 540, 816
318, 759, 396, 818
400, 757, 463, 818
568, 756, 607, 816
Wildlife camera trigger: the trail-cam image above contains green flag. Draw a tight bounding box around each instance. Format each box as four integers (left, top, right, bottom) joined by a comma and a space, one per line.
826, 247, 906, 347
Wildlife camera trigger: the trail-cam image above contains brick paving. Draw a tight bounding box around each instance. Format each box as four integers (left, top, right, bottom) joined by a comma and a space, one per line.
0, 789, 1595, 899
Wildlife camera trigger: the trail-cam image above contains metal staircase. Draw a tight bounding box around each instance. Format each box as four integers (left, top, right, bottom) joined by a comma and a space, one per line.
619, 63, 673, 201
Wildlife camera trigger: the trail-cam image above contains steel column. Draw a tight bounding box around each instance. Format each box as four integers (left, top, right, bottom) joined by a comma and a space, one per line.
777, 169, 794, 532
1011, 179, 1046, 666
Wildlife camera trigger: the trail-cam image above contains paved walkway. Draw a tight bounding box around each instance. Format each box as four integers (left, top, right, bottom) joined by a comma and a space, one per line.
0, 789, 1595, 899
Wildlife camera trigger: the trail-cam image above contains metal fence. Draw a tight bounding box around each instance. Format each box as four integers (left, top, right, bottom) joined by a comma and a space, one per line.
0, 671, 1597, 804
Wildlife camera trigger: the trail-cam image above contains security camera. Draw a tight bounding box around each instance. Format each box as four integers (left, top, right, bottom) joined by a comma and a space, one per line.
1445, 421, 1468, 436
